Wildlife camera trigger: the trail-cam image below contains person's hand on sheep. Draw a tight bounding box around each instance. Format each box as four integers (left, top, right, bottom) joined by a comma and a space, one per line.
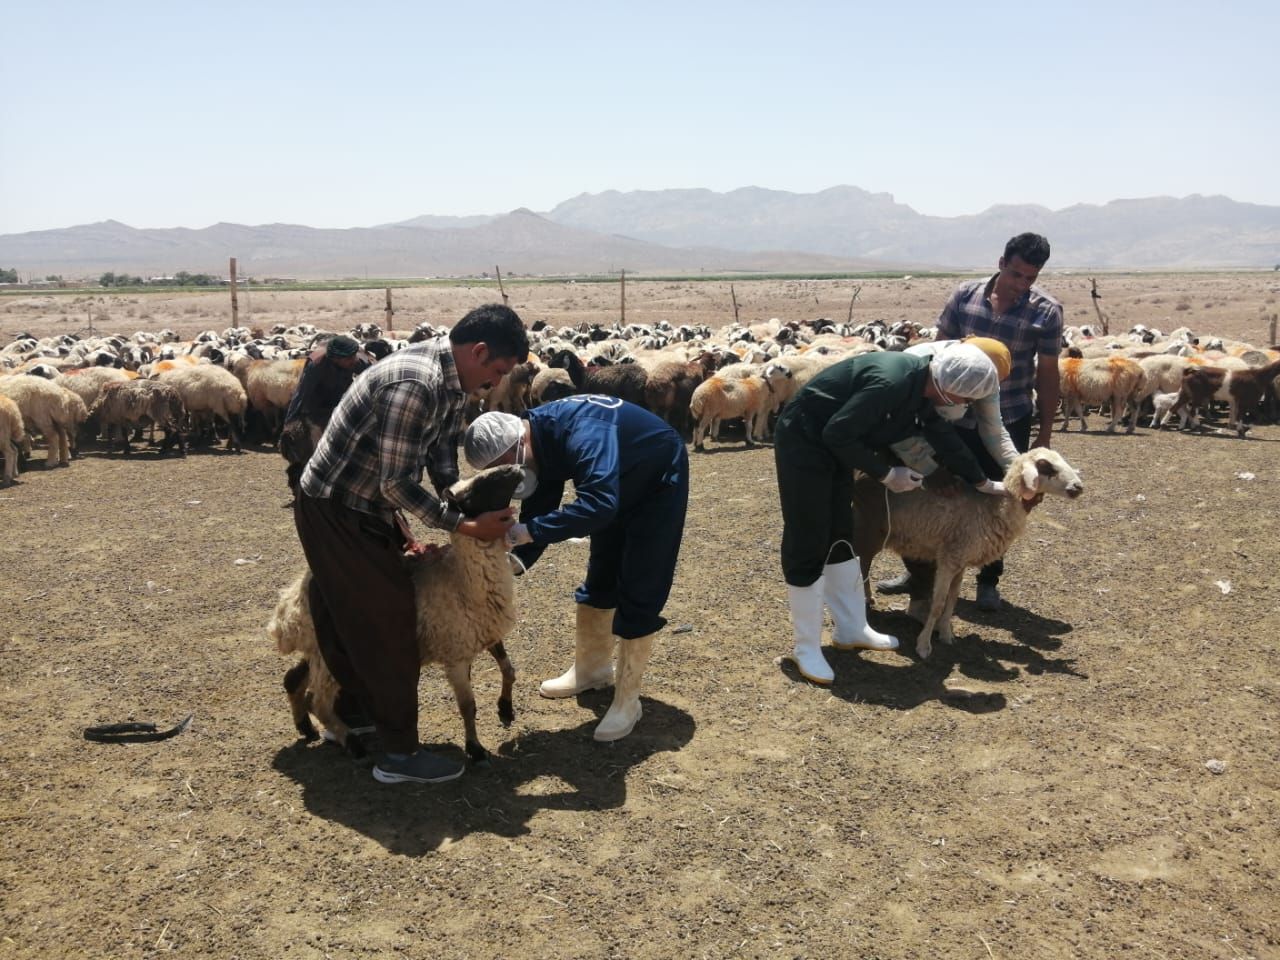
974, 479, 1007, 496
457, 508, 516, 542
881, 466, 924, 494
505, 522, 533, 547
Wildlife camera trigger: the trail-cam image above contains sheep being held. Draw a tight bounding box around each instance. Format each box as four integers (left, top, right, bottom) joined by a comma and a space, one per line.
267, 464, 523, 762
852, 448, 1084, 659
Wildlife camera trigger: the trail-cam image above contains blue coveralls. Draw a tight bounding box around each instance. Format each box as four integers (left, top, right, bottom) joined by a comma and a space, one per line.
512, 396, 689, 639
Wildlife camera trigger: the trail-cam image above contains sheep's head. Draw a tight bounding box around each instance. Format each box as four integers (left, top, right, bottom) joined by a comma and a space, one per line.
1005, 448, 1084, 502
446, 464, 524, 518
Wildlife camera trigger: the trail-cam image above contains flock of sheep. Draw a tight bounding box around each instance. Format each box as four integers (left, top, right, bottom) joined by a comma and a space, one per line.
2, 311, 1275, 753
1, 314, 1278, 493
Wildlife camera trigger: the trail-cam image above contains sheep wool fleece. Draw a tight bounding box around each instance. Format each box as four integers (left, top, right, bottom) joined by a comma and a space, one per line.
512, 396, 688, 639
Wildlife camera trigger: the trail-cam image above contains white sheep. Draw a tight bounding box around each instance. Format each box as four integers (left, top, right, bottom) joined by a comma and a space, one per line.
852, 448, 1085, 659
0, 395, 23, 486
266, 465, 523, 762
240, 358, 305, 438
159, 363, 248, 451
0, 375, 84, 467
1150, 389, 1198, 429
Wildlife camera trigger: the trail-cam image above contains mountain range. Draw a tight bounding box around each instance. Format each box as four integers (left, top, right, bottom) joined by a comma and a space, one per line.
2, 186, 1277, 278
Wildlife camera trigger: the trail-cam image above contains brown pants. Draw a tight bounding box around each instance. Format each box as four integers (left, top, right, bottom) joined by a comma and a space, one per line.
293, 494, 419, 754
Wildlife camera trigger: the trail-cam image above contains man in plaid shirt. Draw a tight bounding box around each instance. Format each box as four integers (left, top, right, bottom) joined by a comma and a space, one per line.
295, 304, 529, 785
879, 233, 1062, 611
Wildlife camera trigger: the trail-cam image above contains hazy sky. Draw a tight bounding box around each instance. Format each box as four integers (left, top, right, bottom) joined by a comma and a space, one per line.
2, 0, 1276, 235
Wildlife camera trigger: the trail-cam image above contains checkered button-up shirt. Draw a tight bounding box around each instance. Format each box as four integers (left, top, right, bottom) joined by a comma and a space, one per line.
301, 337, 466, 531
936, 275, 1063, 423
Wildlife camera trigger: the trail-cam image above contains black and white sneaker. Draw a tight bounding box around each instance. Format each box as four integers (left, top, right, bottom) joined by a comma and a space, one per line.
372, 750, 465, 785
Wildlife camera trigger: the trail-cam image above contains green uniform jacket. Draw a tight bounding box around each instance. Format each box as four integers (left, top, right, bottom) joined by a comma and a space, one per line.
775, 351, 985, 485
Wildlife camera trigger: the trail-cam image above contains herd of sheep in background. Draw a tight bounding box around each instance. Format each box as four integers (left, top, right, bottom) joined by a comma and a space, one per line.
1, 312, 1279, 491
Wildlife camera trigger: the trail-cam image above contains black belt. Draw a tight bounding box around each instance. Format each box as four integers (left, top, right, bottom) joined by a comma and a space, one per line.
83, 715, 193, 743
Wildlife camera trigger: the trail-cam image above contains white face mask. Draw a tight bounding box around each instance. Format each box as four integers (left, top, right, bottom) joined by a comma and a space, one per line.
511, 437, 538, 499
934, 403, 967, 421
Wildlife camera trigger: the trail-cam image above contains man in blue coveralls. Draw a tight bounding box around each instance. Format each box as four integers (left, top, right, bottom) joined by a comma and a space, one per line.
464, 395, 689, 742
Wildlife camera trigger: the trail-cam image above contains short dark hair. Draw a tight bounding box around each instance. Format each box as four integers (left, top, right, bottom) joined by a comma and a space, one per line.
449, 303, 529, 361
1004, 233, 1051, 268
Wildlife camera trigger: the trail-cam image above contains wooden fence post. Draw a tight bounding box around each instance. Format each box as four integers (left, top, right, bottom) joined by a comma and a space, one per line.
730, 284, 740, 324
846, 284, 862, 324
495, 266, 509, 306
229, 257, 239, 327
1269, 312, 1277, 347
385, 288, 395, 335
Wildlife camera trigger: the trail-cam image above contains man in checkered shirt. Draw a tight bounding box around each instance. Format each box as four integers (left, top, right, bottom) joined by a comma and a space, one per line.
879, 233, 1062, 612
295, 303, 529, 785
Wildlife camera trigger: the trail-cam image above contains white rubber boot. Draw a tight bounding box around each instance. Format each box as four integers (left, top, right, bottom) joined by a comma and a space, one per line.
786, 580, 834, 685
539, 604, 616, 699
593, 633, 654, 741
826, 558, 899, 651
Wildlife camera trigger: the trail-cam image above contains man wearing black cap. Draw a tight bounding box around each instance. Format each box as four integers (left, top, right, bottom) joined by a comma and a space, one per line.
281, 335, 369, 497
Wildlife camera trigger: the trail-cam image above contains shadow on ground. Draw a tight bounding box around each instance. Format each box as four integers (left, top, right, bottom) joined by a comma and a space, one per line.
271, 698, 695, 855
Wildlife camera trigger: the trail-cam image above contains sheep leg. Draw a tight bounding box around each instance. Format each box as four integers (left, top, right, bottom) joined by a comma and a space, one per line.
304, 657, 353, 753
937, 570, 965, 645
915, 567, 953, 660
488, 642, 516, 727
54, 425, 71, 466
1106, 393, 1121, 433
283, 659, 320, 741
443, 660, 487, 763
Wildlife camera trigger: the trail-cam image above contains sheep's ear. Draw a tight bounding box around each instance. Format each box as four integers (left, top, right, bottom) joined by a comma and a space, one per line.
1021, 461, 1039, 492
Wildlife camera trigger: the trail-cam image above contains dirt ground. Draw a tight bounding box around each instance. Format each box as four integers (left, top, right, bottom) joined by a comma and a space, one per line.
2, 275, 1279, 959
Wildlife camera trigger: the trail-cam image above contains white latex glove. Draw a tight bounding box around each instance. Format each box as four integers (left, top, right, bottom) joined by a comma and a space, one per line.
881, 466, 924, 493
506, 522, 533, 547
974, 479, 1007, 496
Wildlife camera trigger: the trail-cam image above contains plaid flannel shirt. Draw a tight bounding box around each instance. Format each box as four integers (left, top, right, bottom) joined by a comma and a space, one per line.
301, 337, 465, 530
936, 275, 1063, 423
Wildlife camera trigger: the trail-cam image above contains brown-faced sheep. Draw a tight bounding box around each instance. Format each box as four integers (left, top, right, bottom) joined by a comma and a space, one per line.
267, 465, 523, 762
1170, 358, 1280, 436
852, 448, 1084, 659
0, 395, 23, 486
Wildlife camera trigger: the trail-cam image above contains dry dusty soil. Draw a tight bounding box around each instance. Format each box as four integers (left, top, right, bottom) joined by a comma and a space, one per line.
2, 274, 1279, 959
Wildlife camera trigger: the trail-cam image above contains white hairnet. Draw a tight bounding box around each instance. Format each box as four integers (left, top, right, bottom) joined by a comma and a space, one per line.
464, 412, 524, 469
929, 342, 999, 400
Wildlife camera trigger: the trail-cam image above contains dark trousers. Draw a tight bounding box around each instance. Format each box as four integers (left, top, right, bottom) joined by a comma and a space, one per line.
775, 424, 855, 587
576, 445, 690, 639
293, 494, 420, 754
957, 414, 1032, 586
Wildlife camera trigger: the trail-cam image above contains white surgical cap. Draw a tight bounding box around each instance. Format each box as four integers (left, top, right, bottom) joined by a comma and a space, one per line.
464, 412, 524, 470
929, 342, 999, 400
